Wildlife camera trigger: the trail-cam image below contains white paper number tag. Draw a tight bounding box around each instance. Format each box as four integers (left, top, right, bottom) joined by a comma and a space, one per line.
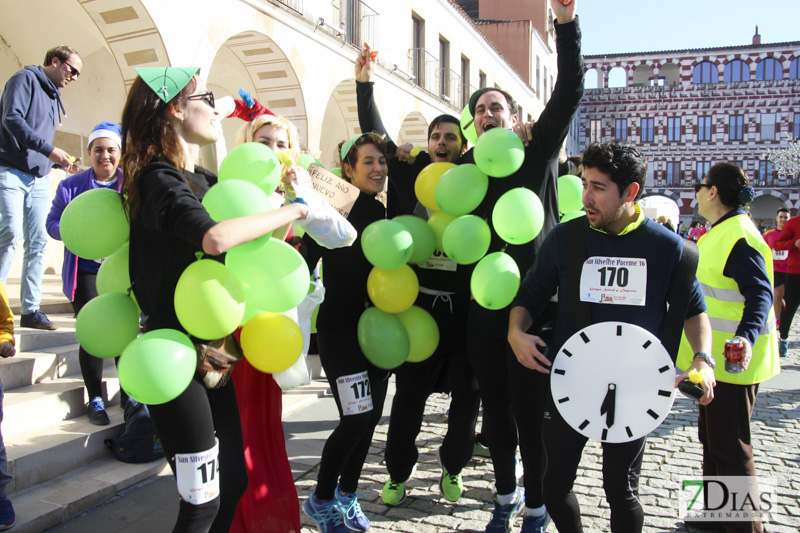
579, 256, 647, 306
419, 250, 457, 271
175, 440, 220, 505
773, 249, 788, 261
336, 371, 374, 416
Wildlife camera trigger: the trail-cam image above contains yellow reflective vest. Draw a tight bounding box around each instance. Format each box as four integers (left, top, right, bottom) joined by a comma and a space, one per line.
677, 214, 780, 384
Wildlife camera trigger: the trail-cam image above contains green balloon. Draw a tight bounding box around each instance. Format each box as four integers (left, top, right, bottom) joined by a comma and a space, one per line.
492, 188, 544, 245
174, 259, 246, 339
558, 174, 584, 213
561, 209, 586, 222
460, 105, 478, 144
75, 292, 139, 358
96, 242, 130, 295
202, 179, 273, 252
202, 179, 273, 221
435, 164, 489, 216
218, 142, 281, 195
299, 154, 324, 170
361, 219, 414, 270
118, 329, 196, 405
427, 211, 456, 252
226, 237, 310, 313
357, 307, 410, 369
393, 215, 436, 263
396, 305, 439, 363
473, 128, 525, 177
470, 252, 520, 310
60, 188, 129, 260
442, 215, 491, 265
330, 168, 343, 177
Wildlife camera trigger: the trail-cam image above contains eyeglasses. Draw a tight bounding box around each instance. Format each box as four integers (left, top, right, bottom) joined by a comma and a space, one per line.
62, 60, 80, 78
187, 92, 215, 109
694, 183, 711, 193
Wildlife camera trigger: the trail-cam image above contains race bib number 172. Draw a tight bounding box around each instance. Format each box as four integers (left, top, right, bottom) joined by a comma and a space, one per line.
579, 256, 647, 306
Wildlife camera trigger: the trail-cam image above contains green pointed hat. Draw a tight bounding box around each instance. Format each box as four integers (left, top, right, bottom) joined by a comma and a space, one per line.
134, 67, 200, 103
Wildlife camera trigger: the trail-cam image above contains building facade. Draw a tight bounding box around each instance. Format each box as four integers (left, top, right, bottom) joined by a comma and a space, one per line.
578, 32, 800, 227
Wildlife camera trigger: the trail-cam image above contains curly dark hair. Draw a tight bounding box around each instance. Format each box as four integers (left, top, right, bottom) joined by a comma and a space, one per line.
703, 162, 753, 208
582, 141, 648, 200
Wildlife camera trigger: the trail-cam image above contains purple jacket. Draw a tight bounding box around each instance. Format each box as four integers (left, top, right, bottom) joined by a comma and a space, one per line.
46, 167, 124, 301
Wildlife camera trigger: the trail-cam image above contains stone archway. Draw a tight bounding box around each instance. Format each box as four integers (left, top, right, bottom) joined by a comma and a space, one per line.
397, 112, 428, 149
209, 31, 307, 153
318, 79, 361, 169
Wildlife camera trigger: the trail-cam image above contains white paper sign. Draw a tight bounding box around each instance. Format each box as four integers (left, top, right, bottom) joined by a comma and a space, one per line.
175, 440, 220, 505
308, 164, 360, 219
579, 256, 647, 306
336, 371, 374, 415
418, 249, 457, 271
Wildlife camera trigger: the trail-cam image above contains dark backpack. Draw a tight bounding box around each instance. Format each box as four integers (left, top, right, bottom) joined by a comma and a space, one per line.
105, 399, 165, 463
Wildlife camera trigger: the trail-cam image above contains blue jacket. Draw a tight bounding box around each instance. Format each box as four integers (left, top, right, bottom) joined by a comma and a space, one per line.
0, 66, 66, 177
46, 168, 124, 300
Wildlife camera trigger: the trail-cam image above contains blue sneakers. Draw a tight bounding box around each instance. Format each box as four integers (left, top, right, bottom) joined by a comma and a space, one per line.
303, 491, 349, 533
334, 486, 370, 531
779, 338, 788, 358
520, 510, 551, 533
485, 487, 525, 533
0, 497, 15, 531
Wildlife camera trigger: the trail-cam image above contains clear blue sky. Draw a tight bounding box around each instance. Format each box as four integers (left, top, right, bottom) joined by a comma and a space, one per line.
577, 0, 800, 56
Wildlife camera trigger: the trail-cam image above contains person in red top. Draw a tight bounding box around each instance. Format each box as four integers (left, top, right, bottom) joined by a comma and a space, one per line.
773, 211, 800, 357
762, 207, 790, 328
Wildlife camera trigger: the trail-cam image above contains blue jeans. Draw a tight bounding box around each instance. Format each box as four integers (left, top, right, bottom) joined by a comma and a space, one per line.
0, 166, 50, 313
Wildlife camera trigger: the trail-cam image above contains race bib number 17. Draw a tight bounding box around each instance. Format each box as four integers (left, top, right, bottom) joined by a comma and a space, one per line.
579, 256, 647, 306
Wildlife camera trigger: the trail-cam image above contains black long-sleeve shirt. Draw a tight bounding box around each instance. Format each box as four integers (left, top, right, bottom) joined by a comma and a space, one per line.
461, 17, 584, 280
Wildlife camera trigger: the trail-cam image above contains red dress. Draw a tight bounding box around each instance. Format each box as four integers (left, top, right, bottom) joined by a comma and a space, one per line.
230, 358, 301, 533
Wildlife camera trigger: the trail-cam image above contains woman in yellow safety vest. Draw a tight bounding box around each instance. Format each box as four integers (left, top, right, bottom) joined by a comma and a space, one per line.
678, 162, 779, 533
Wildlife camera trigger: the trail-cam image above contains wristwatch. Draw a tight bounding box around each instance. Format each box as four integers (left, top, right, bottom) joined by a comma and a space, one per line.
693, 352, 716, 369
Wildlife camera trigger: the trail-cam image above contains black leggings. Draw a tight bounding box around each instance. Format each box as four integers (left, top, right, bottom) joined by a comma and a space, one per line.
542, 397, 646, 533
71, 271, 124, 403
148, 378, 248, 533
384, 291, 479, 481
315, 331, 390, 500
466, 301, 519, 496
779, 272, 800, 339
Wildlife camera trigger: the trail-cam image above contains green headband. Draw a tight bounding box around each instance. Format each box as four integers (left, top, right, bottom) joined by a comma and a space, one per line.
340, 132, 384, 161
135, 67, 200, 103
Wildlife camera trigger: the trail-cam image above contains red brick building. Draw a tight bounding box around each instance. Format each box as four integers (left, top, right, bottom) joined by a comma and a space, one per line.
578, 31, 800, 226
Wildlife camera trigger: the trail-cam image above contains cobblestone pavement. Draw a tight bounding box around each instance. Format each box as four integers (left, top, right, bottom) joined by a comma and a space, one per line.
297, 332, 800, 532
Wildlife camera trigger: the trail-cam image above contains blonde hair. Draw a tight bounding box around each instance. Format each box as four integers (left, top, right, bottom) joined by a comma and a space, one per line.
235, 114, 300, 163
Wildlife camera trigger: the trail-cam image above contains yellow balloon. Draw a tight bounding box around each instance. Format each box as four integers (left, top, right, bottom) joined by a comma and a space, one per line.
415, 162, 455, 211
396, 306, 439, 363
367, 265, 419, 313
427, 211, 456, 252
240, 312, 303, 374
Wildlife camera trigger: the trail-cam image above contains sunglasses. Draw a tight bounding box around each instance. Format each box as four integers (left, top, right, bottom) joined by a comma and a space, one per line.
63, 60, 80, 78
187, 92, 215, 109
694, 183, 711, 193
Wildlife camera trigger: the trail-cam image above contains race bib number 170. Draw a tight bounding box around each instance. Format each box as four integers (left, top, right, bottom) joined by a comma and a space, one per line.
579, 256, 647, 306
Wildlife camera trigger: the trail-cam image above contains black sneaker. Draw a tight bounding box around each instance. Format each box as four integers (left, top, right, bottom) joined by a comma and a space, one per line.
20, 310, 57, 330
87, 397, 110, 425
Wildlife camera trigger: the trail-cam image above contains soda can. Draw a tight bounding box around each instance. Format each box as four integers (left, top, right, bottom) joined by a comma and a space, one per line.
724, 338, 745, 374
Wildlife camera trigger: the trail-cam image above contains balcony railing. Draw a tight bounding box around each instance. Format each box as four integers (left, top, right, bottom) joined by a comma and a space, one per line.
440, 68, 462, 109
408, 48, 438, 94
331, 0, 378, 49
270, 0, 302, 14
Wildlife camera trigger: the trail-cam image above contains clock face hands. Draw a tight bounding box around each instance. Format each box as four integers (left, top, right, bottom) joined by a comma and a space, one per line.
600, 383, 616, 428
550, 322, 677, 443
